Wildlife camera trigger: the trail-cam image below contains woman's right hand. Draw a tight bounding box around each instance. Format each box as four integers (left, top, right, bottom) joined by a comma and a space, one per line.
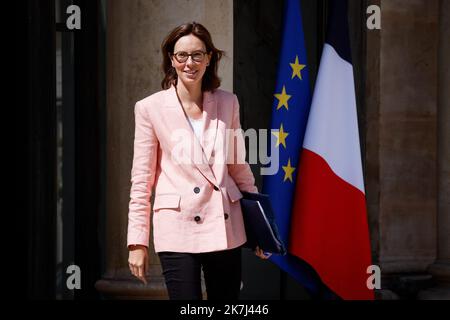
128, 245, 149, 284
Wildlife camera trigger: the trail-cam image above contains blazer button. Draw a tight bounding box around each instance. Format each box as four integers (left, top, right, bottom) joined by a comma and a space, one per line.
194, 187, 200, 194
224, 213, 229, 220
213, 185, 219, 191
194, 216, 201, 222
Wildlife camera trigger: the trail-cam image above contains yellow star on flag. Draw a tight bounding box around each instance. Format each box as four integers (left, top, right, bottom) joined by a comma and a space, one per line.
274, 86, 291, 110
290, 55, 306, 80
271, 124, 289, 148
282, 158, 296, 183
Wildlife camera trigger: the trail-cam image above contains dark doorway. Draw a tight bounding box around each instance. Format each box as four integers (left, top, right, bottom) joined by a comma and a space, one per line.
19, 0, 106, 300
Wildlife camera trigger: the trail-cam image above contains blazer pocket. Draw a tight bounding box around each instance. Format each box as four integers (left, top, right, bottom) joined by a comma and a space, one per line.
226, 183, 243, 203
153, 194, 181, 211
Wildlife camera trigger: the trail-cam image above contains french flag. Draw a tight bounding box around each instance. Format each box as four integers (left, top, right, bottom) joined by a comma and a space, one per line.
289, 0, 374, 300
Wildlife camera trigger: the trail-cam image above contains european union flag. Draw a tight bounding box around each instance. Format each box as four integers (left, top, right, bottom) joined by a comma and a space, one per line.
262, 0, 336, 299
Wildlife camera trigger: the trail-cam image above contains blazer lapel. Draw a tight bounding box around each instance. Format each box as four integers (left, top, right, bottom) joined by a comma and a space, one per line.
164, 86, 217, 185
201, 90, 218, 164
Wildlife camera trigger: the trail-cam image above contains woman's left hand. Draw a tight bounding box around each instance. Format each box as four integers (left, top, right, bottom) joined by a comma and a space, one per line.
254, 246, 272, 260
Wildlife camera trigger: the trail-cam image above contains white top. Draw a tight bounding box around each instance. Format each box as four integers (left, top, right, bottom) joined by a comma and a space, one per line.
188, 117, 204, 141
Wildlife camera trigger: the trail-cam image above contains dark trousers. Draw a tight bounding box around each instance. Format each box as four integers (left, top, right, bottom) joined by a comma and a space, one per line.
158, 246, 242, 300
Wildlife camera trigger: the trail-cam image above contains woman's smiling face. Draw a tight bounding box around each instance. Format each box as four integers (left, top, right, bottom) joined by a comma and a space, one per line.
171, 34, 211, 88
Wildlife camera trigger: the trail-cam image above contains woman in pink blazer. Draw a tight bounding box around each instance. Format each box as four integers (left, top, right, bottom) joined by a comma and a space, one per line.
127, 22, 268, 300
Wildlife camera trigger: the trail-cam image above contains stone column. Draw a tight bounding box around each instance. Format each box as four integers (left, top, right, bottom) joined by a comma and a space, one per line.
365, 0, 381, 276
366, 0, 440, 299
418, 0, 450, 300
95, 0, 233, 299
379, 0, 439, 272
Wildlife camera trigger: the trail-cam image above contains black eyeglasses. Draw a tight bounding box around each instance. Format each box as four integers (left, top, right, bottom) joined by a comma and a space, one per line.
172, 51, 208, 63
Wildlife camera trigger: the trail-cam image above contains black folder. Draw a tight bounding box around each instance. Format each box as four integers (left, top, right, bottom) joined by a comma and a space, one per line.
240, 191, 287, 255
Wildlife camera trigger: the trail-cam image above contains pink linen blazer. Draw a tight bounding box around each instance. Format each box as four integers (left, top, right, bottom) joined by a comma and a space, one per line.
127, 85, 258, 253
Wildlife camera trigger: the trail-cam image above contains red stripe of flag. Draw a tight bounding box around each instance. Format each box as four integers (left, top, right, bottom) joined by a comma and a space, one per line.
289, 149, 374, 300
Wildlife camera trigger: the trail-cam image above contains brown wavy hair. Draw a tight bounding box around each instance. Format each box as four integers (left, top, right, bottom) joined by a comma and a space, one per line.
161, 22, 224, 92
